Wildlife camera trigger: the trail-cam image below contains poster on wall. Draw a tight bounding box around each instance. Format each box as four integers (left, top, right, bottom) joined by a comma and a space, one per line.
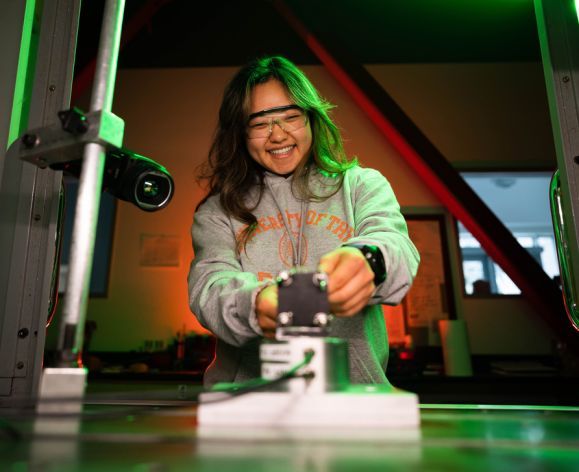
383, 214, 456, 347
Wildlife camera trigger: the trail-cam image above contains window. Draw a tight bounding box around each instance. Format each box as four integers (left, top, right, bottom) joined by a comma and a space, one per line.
458, 171, 559, 295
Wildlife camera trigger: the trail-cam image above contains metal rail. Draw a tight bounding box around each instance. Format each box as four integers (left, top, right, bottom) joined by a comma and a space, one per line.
549, 170, 579, 331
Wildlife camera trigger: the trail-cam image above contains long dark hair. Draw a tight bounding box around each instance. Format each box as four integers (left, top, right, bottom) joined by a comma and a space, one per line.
198, 56, 356, 244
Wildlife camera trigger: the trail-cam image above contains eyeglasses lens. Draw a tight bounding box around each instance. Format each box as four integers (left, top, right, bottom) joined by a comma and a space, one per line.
247, 110, 307, 139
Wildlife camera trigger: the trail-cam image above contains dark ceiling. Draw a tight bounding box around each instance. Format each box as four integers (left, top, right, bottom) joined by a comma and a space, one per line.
75, 0, 541, 73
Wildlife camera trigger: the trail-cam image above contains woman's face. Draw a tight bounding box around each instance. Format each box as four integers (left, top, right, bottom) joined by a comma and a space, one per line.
245, 79, 312, 175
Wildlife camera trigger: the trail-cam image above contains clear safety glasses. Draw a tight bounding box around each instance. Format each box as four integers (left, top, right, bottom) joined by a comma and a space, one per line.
246, 105, 308, 139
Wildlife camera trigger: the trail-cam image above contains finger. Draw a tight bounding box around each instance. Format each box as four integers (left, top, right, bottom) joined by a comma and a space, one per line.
328, 263, 374, 300
332, 283, 375, 316
330, 281, 374, 316
328, 255, 372, 295
256, 284, 279, 333
258, 314, 277, 331
329, 267, 375, 315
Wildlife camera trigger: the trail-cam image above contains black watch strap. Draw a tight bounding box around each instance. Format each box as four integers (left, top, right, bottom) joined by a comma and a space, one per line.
344, 244, 387, 285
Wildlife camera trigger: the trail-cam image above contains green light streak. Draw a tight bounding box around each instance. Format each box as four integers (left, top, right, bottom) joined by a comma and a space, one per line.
576, 0, 579, 24
420, 403, 579, 412
7, 0, 38, 148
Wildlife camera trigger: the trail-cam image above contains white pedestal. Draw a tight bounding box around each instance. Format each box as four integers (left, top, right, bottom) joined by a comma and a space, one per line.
198, 384, 420, 432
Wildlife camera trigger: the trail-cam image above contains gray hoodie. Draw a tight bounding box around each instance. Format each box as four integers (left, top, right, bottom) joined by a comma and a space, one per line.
188, 165, 419, 387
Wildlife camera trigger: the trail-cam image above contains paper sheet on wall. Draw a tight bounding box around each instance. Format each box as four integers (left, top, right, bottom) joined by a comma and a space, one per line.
382, 304, 406, 345
140, 234, 181, 267
404, 219, 450, 345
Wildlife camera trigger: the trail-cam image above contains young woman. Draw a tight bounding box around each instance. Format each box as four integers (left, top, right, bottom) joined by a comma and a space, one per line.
188, 56, 419, 387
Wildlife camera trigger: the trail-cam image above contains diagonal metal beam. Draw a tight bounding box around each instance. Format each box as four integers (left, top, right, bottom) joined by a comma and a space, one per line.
273, 0, 576, 345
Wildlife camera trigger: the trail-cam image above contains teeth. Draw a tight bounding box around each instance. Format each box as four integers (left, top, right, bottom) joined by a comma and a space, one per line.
270, 146, 294, 155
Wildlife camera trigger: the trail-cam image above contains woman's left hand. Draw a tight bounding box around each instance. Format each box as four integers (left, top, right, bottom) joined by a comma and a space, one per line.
255, 284, 278, 339
318, 246, 375, 317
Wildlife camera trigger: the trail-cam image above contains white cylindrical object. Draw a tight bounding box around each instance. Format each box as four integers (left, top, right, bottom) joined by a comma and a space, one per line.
438, 319, 473, 376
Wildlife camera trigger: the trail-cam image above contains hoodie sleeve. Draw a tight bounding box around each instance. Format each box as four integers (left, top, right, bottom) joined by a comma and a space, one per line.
187, 197, 263, 347
343, 167, 420, 305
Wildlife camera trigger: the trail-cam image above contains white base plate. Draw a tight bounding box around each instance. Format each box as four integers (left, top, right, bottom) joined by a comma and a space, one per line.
198, 385, 420, 431
35, 367, 87, 436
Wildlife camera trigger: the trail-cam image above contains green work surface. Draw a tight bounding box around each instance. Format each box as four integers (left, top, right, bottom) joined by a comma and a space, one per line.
2, 399, 579, 471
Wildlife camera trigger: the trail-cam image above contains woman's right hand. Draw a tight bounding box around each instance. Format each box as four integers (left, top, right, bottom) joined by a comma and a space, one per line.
255, 284, 278, 339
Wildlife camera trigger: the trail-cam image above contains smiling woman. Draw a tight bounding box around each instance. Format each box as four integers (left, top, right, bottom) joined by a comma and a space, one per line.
187, 55, 420, 388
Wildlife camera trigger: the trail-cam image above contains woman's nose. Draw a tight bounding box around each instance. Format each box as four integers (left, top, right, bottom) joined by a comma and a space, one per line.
269, 121, 288, 141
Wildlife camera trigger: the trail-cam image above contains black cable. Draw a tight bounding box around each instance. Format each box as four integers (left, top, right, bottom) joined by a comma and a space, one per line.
199, 348, 315, 404
46, 178, 66, 327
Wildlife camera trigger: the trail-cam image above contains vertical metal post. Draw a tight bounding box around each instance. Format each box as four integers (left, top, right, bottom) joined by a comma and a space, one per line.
57, 0, 126, 366
535, 0, 579, 329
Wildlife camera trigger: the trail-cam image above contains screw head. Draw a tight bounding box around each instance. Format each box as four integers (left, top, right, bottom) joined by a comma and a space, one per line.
312, 272, 328, 290
277, 271, 293, 287
18, 328, 29, 338
16, 362, 24, 370
21, 133, 39, 149
278, 311, 293, 326
313, 312, 330, 327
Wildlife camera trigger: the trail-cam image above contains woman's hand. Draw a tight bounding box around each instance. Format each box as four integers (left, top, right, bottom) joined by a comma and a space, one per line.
255, 284, 278, 339
318, 246, 375, 317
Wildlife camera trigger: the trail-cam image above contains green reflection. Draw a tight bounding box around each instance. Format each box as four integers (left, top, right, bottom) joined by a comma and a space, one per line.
8, 0, 39, 148
421, 403, 579, 412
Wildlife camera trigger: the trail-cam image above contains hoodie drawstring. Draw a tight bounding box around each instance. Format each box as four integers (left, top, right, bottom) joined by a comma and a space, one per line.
266, 178, 307, 267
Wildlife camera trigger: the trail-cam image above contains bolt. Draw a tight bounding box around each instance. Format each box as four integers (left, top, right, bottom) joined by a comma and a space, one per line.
16, 362, 24, 370
18, 328, 29, 338
313, 312, 330, 327
563, 76, 570, 83
278, 270, 293, 286
21, 133, 38, 149
33, 214, 41, 222
278, 311, 293, 326
49, 84, 56, 92
312, 272, 328, 290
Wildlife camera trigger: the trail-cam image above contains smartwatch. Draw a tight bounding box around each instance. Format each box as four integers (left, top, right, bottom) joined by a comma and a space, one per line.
344, 244, 387, 285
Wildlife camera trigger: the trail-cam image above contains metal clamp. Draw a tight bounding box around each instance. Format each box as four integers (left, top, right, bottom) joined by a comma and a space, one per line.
276, 269, 332, 339
11, 109, 125, 169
